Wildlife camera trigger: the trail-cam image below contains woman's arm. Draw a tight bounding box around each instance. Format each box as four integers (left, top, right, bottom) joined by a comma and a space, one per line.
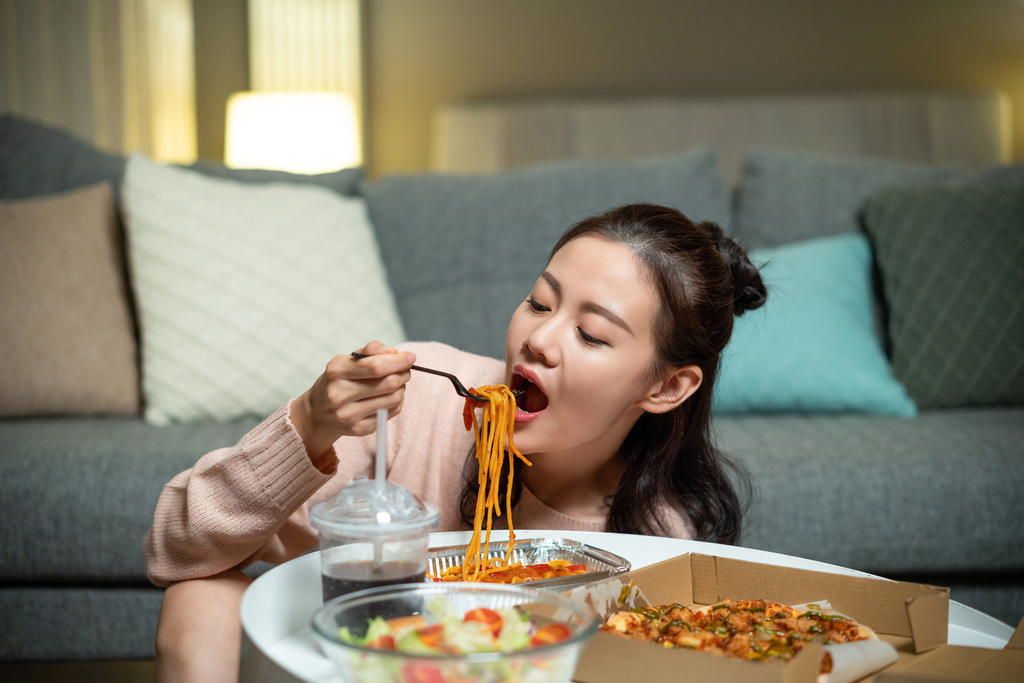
143, 342, 416, 587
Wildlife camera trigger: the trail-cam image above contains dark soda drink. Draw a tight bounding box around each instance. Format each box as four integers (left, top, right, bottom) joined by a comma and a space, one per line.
321, 560, 426, 603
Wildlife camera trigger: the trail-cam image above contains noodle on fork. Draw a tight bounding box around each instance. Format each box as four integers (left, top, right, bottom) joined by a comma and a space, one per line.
449, 385, 532, 581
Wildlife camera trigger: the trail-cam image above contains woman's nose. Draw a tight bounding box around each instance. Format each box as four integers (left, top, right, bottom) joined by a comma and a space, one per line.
523, 317, 560, 367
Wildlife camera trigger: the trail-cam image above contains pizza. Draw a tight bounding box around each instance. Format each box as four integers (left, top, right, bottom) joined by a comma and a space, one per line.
601, 598, 878, 673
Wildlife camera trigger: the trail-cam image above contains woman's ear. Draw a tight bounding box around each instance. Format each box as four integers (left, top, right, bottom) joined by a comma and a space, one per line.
638, 365, 703, 414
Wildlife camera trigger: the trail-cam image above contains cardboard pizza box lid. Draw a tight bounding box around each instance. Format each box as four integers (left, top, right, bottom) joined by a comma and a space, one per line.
872, 616, 1024, 683
1007, 614, 1024, 650
572, 552, 950, 683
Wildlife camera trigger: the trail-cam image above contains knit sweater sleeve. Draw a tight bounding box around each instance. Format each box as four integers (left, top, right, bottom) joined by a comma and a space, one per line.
143, 402, 344, 587
143, 342, 504, 587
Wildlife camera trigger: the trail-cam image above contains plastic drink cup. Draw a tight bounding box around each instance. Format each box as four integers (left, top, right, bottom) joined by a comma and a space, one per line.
310, 477, 439, 603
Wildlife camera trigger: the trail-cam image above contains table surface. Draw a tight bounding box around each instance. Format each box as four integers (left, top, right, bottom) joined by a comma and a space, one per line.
240, 530, 1016, 683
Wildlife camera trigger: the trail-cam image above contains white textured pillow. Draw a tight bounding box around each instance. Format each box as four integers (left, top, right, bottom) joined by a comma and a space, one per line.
122, 153, 406, 425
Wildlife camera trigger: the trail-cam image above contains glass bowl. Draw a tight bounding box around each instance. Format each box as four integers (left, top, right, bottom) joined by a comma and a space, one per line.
311, 582, 599, 683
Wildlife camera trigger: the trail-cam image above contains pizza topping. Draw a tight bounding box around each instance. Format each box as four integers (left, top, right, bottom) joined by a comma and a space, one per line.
802, 610, 846, 621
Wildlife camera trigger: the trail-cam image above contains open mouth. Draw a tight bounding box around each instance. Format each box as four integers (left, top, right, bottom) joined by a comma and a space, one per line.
511, 372, 549, 414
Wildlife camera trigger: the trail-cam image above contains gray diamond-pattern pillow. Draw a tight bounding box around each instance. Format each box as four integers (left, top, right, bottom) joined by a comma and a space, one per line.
862, 185, 1024, 409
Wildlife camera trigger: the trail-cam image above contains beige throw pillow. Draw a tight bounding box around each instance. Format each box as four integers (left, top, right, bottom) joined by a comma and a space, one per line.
121, 154, 406, 425
0, 183, 140, 415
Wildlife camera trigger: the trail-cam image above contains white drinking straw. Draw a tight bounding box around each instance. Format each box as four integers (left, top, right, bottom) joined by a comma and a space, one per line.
372, 408, 388, 570
376, 408, 387, 485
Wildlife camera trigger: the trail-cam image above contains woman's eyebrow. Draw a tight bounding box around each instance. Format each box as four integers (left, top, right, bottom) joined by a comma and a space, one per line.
540, 271, 561, 295
582, 302, 634, 336
540, 271, 633, 336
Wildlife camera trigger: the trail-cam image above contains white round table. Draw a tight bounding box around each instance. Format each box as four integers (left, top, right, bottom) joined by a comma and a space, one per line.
239, 530, 1015, 683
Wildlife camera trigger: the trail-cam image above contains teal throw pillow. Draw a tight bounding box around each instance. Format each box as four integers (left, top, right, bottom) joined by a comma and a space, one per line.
714, 233, 917, 416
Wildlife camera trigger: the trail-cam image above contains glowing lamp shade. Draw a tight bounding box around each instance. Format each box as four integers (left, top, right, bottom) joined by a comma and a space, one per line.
225, 92, 361, 173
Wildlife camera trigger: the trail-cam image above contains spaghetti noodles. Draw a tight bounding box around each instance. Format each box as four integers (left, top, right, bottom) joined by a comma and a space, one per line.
442, 384, 532, 581
433, 558, 587, 584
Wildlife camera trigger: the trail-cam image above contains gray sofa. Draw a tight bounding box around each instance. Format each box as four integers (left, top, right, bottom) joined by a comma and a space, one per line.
1, 115, 1022, 661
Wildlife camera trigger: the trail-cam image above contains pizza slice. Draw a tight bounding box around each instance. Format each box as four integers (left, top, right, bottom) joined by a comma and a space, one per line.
601, 598, 897, 683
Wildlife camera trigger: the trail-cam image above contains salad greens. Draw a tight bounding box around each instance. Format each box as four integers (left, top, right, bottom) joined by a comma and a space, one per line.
339, 597, 554, 655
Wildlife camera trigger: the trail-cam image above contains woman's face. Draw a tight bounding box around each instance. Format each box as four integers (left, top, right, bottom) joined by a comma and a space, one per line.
504, 235, 662, 459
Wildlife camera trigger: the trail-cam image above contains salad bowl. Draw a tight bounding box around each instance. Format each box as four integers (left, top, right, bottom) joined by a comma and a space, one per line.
311, 582, 599, 683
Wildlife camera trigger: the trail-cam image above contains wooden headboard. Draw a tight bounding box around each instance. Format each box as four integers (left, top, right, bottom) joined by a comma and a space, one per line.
431, 92, 1012, 184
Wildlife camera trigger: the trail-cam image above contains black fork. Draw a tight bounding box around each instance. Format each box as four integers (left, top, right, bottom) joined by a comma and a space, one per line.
350, 352, 489, 402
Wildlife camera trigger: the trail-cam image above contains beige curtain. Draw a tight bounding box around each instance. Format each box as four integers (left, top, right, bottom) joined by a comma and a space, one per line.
1, 0, 196, 163
247, 0, 362, 137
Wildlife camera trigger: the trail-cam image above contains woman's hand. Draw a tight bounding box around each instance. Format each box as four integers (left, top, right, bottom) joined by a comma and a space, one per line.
290, 341, 416, 461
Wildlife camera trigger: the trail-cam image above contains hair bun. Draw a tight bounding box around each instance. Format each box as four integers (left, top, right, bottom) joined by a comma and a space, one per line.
700, 222, 768, 316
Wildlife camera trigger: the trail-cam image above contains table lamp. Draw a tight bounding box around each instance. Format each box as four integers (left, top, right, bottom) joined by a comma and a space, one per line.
224, 91, 361, 173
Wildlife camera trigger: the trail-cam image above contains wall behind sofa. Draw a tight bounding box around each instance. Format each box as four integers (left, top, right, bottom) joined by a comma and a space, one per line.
362, 0, 1024, 177
192, 0, 250, 163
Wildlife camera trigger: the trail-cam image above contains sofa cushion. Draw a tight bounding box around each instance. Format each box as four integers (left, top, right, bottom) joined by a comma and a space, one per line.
0, 587, 163, 660
735, 148, 1024, 249
721, 408, 1024, 574
362, 149, 731, 359
4, 408, 1019, 582
862, 185, 1024, 409
121, 153, 405, 425
714, 234, 916, 416
0, 415, 260, 582
0, 184, 139, 416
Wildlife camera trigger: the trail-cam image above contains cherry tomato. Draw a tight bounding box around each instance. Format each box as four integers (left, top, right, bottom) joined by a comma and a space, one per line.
531, 623, 572, 647
402, 663, 444, 683
530, 563, 553, 574
463, 399, 473, 431
367, 635, 395, 650
463, 607, 503, 637
567, 564, 586, 572
417, 624, 444, 649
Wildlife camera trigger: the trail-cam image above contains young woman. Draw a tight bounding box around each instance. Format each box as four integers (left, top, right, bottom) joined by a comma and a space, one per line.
146, 203, 767, 682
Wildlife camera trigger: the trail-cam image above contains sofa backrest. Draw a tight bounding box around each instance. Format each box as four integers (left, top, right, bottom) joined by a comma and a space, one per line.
361, 148, 731, 359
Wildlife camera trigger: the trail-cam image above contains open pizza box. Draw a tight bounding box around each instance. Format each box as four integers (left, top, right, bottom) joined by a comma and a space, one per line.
566, 552, 953, 683
873, 615, 1024, 683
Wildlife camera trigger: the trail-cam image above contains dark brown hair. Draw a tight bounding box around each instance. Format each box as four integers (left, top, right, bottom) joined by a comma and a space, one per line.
461, 204, 766, 543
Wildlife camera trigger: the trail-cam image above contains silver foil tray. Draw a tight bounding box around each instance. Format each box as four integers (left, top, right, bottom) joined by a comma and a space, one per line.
426, 537, 630, 592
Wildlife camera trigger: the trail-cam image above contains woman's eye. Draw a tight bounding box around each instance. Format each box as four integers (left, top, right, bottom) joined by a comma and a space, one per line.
526, 298, 550, 313
577, 328, 608, 346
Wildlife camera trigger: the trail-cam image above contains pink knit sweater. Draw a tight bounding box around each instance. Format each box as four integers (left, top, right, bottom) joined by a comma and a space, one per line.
144, 342, 693, 586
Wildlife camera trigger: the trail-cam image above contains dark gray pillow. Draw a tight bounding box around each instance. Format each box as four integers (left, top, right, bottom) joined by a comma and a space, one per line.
0, 114, 126, 202
361, 149, 730, 358
736, 148, 1024, 249
185, 160, 362, 196
0, 114, 363, 201
862, 185, 1024, 409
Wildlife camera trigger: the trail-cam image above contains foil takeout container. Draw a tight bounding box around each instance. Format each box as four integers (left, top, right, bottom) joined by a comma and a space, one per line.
426, 537, 630, 592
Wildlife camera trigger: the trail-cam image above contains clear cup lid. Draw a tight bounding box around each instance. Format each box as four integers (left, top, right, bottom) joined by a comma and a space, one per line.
310, 477, 439, 539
